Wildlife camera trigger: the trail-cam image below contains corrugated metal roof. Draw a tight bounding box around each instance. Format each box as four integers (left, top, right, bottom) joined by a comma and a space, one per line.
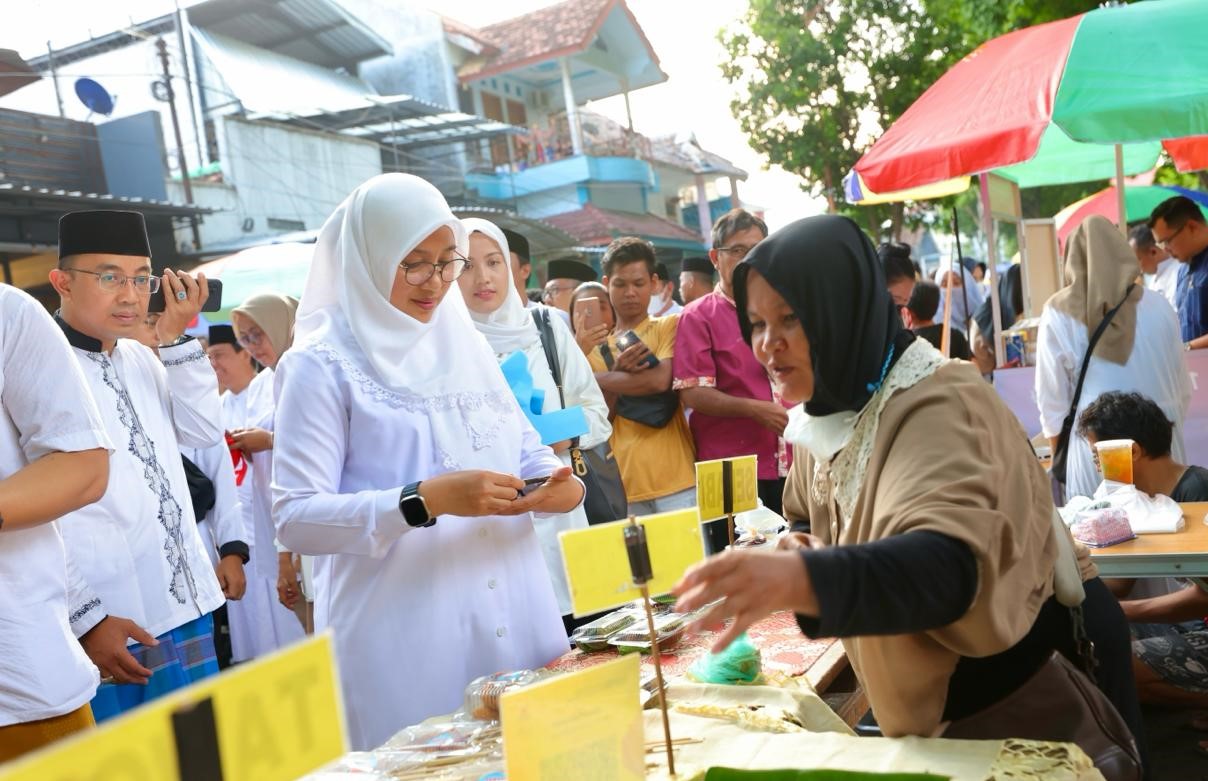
187, 0, 391, 69
0, 182, 213, 216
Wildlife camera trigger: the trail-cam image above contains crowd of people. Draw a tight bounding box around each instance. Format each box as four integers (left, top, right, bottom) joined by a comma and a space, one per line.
2, 174, 1207, 778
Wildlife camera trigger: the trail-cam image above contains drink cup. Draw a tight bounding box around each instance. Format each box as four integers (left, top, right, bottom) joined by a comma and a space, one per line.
1094, 439, 1134, 484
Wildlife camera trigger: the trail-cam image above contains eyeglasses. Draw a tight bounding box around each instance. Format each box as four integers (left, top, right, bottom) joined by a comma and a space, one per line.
236, 326, 266, 349
716, 245, 755, 260
1155, 222, 1187, 250
398, 254, 469, 286
66, 268, 161, 294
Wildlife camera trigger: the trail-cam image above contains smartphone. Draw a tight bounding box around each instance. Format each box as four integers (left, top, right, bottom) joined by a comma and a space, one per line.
614, 329, 659, 369
519, 475, 551, 496
148, 278, 224, 313
578, 298, 604, 330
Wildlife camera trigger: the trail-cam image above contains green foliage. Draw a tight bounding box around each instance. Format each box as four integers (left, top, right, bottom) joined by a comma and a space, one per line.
927, 0, 1107, 54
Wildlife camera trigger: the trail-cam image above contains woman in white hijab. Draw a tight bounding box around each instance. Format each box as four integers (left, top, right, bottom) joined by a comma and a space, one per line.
272, 174, 581, 750
457, 218, 612, 627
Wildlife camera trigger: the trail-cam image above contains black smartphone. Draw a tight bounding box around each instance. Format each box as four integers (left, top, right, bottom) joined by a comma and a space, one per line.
148, 278, 224, 313
519, 475, 551, 497
614, 329, 659, 369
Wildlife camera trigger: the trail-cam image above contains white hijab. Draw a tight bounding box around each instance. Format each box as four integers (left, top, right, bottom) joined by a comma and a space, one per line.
461, 217, 540, 356
933, 261, 985, 331
295, 174, 525, 472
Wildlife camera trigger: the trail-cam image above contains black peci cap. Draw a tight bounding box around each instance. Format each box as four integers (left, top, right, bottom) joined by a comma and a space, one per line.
208, 324, 239, 347
681, 256, 715, 276
58, 210, 151, 260
547, 258, 597, 283
501, 228, 530, 263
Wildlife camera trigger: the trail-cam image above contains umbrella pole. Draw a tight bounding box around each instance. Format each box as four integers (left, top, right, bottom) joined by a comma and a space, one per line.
1115, 144, 1128, 236
978, 176, 1006, 364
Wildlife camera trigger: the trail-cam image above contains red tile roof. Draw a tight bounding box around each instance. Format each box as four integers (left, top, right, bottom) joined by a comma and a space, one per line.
455, 0, 624, 82
544, 204, 705, 247
441, 16, 499, 55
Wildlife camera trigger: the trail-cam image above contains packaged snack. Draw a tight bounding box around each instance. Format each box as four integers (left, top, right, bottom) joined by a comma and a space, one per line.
1071, 507, 1135, 548
688, 632, 762, 684
570, 610, 639, 652
609, 614, 686, 654
462, 670, 548, 721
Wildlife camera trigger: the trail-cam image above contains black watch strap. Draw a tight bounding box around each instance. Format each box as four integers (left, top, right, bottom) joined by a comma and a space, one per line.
399, 482, 435, 528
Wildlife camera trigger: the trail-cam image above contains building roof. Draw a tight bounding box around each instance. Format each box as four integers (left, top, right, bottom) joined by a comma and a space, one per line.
441, 16, 499, 56
455, 0, 664, 93
650, 135, 748, 180
544, 204, 704, 249
450, 205, 578, 258
29, 0, 391, 72
0, 182, 213, 217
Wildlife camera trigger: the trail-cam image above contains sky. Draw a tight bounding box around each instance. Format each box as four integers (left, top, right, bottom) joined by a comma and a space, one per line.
5, 0, 822, 229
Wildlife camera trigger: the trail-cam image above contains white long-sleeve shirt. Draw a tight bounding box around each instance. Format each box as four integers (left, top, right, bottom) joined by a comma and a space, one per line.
1036, 288, 1192, 501
58, 321, 228, 640
516, 308, 610, 614
0, 288, 112, 726
272, 326, 569, 751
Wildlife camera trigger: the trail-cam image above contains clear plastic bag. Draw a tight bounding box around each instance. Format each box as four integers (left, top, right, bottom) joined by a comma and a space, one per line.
462, 670, 549, 721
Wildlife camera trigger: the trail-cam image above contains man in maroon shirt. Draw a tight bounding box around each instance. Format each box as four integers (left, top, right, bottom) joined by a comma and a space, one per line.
673, 209, 789, 550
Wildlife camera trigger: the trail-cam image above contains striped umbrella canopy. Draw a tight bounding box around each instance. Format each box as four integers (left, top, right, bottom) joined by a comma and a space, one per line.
191, 242, 315, 322
1054, 184, 1208, 247
845, 0, 1208, 204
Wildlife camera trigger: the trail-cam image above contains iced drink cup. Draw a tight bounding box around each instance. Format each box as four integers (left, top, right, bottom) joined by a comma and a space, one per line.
1094, 439, 1134, 484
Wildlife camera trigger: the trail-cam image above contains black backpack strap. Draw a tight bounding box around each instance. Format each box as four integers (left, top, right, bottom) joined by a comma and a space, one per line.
1060, 283, 1137, 446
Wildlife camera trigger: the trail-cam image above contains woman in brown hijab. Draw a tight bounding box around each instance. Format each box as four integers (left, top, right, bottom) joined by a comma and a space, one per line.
672, 215, 1143, 778
229, 293, 311, 630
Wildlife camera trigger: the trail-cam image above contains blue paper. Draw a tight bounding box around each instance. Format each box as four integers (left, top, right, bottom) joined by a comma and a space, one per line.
499, 351, 589, 445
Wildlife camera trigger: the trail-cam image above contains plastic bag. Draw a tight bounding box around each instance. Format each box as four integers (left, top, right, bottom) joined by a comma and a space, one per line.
688, 632, 762, 685
462, 670, 549, 721
1092, 482, 1185, 533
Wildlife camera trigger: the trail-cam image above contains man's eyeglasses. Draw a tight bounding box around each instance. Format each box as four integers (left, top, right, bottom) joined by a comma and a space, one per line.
398, 254, 469, 286
716, 245, 755, 260
1155, 222, 1187, 250
65, 268, 161, 294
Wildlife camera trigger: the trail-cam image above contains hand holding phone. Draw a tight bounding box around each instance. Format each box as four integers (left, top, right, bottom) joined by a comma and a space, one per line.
578, 298, 604, 331
614, 330, 658, 371
148, 276, 224, 314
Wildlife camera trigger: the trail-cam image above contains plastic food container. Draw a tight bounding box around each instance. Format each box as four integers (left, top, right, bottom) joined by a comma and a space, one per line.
1071, 507, 1136, 548
570, 610, 639, 653
462, 670, 547, 721
1094, 439, 1135, 484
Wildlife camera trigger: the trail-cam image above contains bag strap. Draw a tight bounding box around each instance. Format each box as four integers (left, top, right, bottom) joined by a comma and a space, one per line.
1056, 284, 1137, 455
531, 309, 583, 458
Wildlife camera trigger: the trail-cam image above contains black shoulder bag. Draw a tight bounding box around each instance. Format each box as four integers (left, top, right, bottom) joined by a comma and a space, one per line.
532, 308, 629, 525
597, 345, 680, 429
1050, 284, 1136, 498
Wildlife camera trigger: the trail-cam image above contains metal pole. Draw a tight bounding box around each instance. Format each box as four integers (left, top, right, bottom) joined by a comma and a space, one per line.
156, 38, 202, 250
46, 42, 65, 118
979, 176, 1005, 364
174, 1, 206, 169
1114, 144, 1128, 236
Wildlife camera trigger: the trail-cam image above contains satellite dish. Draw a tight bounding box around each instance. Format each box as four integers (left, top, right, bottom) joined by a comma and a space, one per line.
74, 78, 115, 116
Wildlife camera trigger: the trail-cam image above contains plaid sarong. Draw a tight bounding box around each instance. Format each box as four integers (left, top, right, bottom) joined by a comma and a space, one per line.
91, 613, 218, 723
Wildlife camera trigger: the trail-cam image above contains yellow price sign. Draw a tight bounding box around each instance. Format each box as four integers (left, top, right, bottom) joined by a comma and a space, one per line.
0, 634, 346, 781
559, 509, 705, 617
695, 455, 759, 521
502, 655, 644, 781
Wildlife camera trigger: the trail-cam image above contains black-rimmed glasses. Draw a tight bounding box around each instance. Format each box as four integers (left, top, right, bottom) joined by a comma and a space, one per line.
398, 254, 469, 285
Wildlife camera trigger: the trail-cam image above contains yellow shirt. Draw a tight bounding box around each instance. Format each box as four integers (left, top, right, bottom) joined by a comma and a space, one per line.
588, 316, 697, 503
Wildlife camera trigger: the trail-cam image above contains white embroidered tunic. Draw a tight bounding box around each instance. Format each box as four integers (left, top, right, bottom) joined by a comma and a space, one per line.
58, 322, 227, 640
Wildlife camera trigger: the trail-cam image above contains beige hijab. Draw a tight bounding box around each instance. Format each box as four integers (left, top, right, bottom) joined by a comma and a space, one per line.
232, 293, 300, 357
1048, 215, 1141, 366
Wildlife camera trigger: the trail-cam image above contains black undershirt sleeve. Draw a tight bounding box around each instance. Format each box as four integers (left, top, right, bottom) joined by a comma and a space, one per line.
795, 531, 978, 638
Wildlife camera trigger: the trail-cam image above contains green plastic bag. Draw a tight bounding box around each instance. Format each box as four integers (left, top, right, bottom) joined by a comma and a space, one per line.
688, 632, 762, 685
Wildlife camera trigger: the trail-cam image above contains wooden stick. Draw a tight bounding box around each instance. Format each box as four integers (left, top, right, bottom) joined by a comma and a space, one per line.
726, 512, 736, 548
639, 580, 675, 778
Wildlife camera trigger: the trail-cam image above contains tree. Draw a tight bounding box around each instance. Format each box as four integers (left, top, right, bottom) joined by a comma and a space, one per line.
718, 1, 963, 239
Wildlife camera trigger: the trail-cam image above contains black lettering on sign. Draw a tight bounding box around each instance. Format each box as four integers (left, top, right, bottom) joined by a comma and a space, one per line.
173, 697, 224, 781
235, 692, 282, 773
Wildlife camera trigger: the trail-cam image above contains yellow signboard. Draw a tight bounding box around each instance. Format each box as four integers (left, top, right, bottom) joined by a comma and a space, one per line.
695, 455, 758, 521
0, 634, 346, 781
560, 509, 705, 617
502, 655, 644, 781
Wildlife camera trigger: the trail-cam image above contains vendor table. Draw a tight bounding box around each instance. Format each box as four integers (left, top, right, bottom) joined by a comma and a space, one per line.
1090, 502, 1208, 577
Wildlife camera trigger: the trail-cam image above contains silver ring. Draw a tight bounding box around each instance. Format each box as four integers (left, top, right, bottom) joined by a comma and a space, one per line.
176, 290, 187, 300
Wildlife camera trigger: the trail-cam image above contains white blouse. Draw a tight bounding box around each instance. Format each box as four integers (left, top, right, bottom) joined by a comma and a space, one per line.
272, 326, 570, 750
0, 288, 111, 726
1036, 288, 1191, 501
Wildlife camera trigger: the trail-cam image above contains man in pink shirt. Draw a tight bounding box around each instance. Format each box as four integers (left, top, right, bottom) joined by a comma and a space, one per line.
673, 209, 790, 552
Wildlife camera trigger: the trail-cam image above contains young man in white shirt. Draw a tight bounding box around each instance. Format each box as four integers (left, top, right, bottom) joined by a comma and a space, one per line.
0, 286, 111, 762
48, 210, 245, 722
1130, 223, 1180, 312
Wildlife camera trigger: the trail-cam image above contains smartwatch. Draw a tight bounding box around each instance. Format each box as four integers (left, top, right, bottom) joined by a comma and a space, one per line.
399, 482, 436, 528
